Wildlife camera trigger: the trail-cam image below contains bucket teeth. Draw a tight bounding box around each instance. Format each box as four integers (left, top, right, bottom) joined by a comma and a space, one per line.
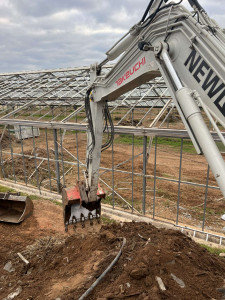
80, 213, 85, 228
64, 213, 101, 231
63, 204, 101, 230
96, 208, 101, 224
72, 216, 77, 231
62, 184, 104, 230
89, 212, 94, 226
72, 216, 77, 224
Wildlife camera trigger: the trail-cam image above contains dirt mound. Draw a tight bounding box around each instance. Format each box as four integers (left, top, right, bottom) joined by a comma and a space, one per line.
1, 200, 225, 300
0, 131, 18, 149
93, 223, 225, 300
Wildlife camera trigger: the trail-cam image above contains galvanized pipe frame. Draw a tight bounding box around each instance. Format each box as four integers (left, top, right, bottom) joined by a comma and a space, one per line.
0, 97, 173, 126
0, 70, 90, 111
116, 78, 164, 126
0, 124, 224, 235
0, 120, 223, 144
0, 148, 221, 191
0, 67, 173, 127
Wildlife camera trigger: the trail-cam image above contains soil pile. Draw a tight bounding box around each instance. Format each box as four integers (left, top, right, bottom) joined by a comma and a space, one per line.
0, 200, 225, 300
0, 131, 17, 149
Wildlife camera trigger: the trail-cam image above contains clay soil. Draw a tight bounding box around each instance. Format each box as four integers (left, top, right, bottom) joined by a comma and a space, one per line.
1, 199, 225, 300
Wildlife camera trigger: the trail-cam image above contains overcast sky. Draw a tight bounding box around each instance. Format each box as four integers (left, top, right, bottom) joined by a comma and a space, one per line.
0, 0, 224, 73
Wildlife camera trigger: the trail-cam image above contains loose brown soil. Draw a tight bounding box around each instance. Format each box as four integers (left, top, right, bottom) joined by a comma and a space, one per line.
1, 199, 225, 300
0, 131, 18, 149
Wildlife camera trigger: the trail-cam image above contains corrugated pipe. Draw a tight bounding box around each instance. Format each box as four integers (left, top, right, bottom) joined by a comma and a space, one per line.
78, 237, 126, 300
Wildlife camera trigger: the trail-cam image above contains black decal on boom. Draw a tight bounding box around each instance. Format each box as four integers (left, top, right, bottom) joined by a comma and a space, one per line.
193, 60, 209, 83
202, 70, 225, 98
214, 90, 225, 117
184, 49, 225, 118
184, 49, 202, 72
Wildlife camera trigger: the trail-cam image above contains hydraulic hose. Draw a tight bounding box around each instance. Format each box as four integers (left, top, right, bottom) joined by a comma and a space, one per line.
78, 237, 126, 300
188, 0, 205, 12
140, 0, 154, 23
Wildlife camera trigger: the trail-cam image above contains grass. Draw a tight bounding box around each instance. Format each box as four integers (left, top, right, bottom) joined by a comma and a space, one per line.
0, 184, 62, 207
101, 215, 117, 224
0, 185, 16, 193
200, 244, 225, 256
15, 112, 86, 121
22, 193, 62, 207
114, 134, 196, 153
52, 200, 62, 206
157, 137, 195, 153
164, 199, 171, 208
102, 195, 113, 205
114, 134, 145, 146
157, 188, 176, 202
216, 141, 225, 152
193, 206, 225, 221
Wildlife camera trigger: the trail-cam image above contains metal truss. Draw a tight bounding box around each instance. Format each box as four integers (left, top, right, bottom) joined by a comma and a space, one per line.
0, 66, 175, 128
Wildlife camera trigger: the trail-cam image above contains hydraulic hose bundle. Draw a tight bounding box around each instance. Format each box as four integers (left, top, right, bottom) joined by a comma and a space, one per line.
85, 89, 114, 157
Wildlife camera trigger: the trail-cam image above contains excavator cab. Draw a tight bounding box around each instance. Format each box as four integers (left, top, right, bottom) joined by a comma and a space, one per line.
0, 192, 33, 223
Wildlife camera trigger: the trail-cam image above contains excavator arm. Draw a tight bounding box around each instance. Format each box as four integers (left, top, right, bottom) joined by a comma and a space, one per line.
62, 0, 225, 230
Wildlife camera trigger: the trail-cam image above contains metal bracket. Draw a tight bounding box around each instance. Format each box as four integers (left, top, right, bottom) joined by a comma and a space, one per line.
138, 41, 154, 51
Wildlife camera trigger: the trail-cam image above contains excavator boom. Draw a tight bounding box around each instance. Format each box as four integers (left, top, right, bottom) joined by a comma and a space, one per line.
62, 0, 225, 230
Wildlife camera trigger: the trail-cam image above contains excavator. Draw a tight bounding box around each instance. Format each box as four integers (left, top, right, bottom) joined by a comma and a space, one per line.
1, 0, 224, 228
62, 0, 225, 231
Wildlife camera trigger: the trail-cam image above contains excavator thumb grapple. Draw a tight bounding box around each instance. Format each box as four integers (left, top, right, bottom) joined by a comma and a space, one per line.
0, 192, 33, 223
62, 181, 105, 231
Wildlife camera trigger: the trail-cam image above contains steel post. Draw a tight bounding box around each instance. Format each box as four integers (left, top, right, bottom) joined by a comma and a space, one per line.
53, 129, 61, 193
75, 115, 80, 180
176, 138, 183, 225
45, 128, 52, 192
202, 165, 210, 231
59, 129, 65, 187
153, 136, 157, 218
131, 108, 134, 213
0, 137, 5, 179
7, 125, 16, 183
19, 125, 28, 185
142, 136, 147, 215
32, 126, 40, 190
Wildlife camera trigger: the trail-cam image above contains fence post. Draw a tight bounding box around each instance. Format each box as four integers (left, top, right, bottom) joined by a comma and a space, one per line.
45, 128, 52, 192
142, 135, 147, 215
153, 136, 157, 219
176, 138, 183, 225
53, 129, 61, 193
202, 164, 210, 231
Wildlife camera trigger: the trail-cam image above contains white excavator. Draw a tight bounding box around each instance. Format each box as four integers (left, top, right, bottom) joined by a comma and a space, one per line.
62, 0, 225, 231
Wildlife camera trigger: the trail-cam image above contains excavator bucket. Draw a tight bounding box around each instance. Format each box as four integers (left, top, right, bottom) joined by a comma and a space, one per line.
0, 193, 33, 224
62, 181, 105, 231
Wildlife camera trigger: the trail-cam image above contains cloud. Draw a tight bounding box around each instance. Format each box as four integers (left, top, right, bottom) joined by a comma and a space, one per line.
0, 0, 224, 73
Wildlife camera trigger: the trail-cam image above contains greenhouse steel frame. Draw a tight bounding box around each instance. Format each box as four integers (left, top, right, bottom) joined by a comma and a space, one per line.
0, 65, 224, 241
